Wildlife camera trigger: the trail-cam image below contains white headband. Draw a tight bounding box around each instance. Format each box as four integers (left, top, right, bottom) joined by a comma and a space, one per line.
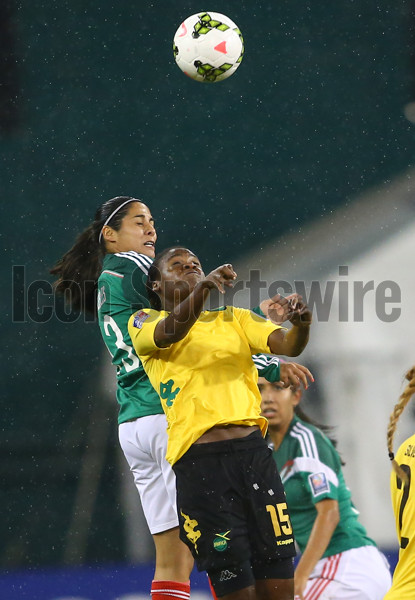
98, 198, 137, 243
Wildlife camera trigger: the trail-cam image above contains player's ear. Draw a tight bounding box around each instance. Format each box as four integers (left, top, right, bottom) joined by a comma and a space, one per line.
292, 387, 302, 407
102, 225, 116, 242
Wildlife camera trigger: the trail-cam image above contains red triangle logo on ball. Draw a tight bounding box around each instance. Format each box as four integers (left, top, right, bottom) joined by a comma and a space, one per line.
214, 41, 227, 54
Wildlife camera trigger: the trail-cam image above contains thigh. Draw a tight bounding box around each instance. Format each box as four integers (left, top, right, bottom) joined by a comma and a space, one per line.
241, 442, 296, 569
256, 578, 294, 600
119, 415, 178, 534
174, 449, 252, 573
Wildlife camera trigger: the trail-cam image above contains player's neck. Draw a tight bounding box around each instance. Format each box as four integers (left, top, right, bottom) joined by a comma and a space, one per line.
268, 424, 290, 450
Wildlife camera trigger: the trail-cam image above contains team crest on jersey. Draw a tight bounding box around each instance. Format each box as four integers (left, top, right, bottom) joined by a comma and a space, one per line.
133, 310, 149, 329
280, 459, 294, 482
213, 530, 231, 552
309, 472, 330, 496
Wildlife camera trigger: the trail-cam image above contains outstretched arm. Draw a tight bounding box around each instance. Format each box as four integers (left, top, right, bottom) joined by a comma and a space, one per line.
154, 264, 237, 347
253, 354, 314, 389
267, 296, 312, 356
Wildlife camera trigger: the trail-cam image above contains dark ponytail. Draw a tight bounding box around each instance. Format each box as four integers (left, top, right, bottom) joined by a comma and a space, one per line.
50, 196, 138, 316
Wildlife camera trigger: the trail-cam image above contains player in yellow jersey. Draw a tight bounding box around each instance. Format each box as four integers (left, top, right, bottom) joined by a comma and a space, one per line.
52, 197, 313, 600
385, 367, 415, 599
128, 246, 314, 600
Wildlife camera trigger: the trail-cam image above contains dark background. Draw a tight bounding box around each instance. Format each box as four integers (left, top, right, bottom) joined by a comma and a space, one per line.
1, 0, 414, 567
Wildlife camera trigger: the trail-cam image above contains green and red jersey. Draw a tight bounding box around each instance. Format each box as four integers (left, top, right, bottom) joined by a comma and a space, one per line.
273, 415, 376, 556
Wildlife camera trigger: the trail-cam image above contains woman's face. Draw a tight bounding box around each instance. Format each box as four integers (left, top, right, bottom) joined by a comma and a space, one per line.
152, 248, 205, 304
105, 201, 157, 257
258, 377, 300, 430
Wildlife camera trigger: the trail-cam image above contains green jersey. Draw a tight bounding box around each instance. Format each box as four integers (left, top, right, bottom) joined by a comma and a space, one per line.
97, 252, 163, 423
273, 415, 376, 556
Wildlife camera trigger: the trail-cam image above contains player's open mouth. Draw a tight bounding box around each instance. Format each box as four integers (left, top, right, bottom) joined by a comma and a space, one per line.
144, 241, 155, 247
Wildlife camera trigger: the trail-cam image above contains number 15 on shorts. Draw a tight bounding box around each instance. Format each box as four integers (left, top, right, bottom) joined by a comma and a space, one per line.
266, 502, 293, 538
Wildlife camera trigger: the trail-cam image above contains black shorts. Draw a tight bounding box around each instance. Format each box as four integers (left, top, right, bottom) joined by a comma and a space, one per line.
173, 431, 296, 577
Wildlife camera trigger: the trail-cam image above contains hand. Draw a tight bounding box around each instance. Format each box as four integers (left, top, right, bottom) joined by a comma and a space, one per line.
294, 572, 308, 600
280, 362, 314, 389
204, 264, 237, 294
261, 294, 292, 324
261, 293, 302, 325
288, 295, 312, 327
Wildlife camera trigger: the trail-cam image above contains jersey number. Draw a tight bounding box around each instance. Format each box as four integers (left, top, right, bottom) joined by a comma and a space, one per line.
160, 379, 180, 407
397, 464, 411, 550
103, 315, 140, 373
266, 502, 293, 537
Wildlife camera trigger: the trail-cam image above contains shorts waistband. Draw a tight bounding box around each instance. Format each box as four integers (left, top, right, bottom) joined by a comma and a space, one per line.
176, 429, 265, 463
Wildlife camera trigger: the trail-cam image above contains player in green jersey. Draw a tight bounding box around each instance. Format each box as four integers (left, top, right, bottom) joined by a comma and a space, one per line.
259, 376, 391, 600
51, 195, 309, 600
385, 366, 415, 600
51, 197, 195, 600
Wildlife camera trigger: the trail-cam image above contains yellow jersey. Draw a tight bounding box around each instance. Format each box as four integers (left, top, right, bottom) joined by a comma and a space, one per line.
128, 306, 280, 465
384, 433, 415, 600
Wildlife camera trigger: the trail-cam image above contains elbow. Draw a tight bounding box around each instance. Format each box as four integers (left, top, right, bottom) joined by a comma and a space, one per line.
154, 318, 188, 347
285, 347, 302, 357
155, 331, 185, 347
282, 343, 303, 357
156, 335, 176, 348
268, 344, 301, 357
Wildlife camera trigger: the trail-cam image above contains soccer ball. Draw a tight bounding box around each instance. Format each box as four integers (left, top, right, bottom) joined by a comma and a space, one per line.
173, 12, 244, 83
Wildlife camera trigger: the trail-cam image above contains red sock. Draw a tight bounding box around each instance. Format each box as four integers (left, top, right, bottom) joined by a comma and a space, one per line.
151, 580, 191, 600
207, 575, 219, 600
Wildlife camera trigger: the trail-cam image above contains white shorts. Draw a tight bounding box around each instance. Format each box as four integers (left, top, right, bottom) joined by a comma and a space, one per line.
299, 545, 392, 600
118, 414, 179, 535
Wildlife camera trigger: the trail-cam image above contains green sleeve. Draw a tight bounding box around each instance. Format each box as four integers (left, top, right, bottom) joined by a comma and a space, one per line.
304, 434, 342, 505
252, 354, 280, 382
251, 305, 266, 318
